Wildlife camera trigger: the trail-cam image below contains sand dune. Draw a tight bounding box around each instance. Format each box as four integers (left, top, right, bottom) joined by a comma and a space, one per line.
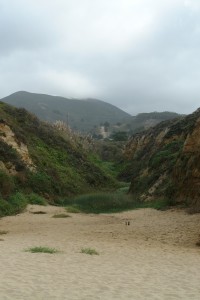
0, 205, 200, 300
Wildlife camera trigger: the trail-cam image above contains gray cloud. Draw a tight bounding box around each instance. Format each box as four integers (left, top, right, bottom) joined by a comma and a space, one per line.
0, 0, 200, 115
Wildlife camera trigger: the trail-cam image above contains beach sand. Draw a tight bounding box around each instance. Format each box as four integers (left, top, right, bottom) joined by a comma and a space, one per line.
0, 205, 200, 300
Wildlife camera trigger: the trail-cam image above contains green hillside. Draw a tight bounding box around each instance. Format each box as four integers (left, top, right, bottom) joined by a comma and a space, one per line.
0, 101, 117, 216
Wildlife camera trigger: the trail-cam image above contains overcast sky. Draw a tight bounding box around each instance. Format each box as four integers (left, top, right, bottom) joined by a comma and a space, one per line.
0, 0, 200, 115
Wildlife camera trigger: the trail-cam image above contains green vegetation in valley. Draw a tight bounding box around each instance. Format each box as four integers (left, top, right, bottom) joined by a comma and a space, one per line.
89, 139, 127, 180
65, 193, 133, 214
64, 191, 173, 214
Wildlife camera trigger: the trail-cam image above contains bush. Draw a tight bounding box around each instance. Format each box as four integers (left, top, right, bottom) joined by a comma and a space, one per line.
27, 193, 47, 205
8, 192, 28, 214
0, 192, 28, 217
0, 198, 13, 217
28, 172, 52, 194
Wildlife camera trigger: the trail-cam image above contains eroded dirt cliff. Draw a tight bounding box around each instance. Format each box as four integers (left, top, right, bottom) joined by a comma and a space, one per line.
124, 108, 200, 211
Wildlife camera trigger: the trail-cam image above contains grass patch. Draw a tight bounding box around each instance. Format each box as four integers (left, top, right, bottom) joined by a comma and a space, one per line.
81, 248, 99, 255
52, 213, 71, 218
0, 230, 8, 235
25, 246, 59, 254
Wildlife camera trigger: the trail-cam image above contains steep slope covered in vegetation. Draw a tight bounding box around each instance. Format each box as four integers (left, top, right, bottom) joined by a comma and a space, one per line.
0, 101, 116, 208
123, 108, 200, 211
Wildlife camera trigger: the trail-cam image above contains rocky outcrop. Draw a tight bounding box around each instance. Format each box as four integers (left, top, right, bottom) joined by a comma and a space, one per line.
0, 122, 36, 173
124, 108, 200, 211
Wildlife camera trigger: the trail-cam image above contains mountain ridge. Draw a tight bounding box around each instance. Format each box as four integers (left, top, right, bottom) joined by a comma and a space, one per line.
1, 91, 132, 133
1, 91, 183, 137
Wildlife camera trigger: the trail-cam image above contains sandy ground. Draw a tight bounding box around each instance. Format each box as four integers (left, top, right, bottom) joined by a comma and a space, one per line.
0, 205, 200, 300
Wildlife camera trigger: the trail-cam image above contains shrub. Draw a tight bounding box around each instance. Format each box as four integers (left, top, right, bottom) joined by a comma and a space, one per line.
0, 198, 13, 217
8, 192, 28, 214
27, 193, 47, 205
28, 172, 52, 194
0, 192, 28, 217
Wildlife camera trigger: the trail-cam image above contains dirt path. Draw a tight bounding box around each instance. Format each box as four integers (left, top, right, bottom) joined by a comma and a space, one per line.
0, 205, 200, 300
